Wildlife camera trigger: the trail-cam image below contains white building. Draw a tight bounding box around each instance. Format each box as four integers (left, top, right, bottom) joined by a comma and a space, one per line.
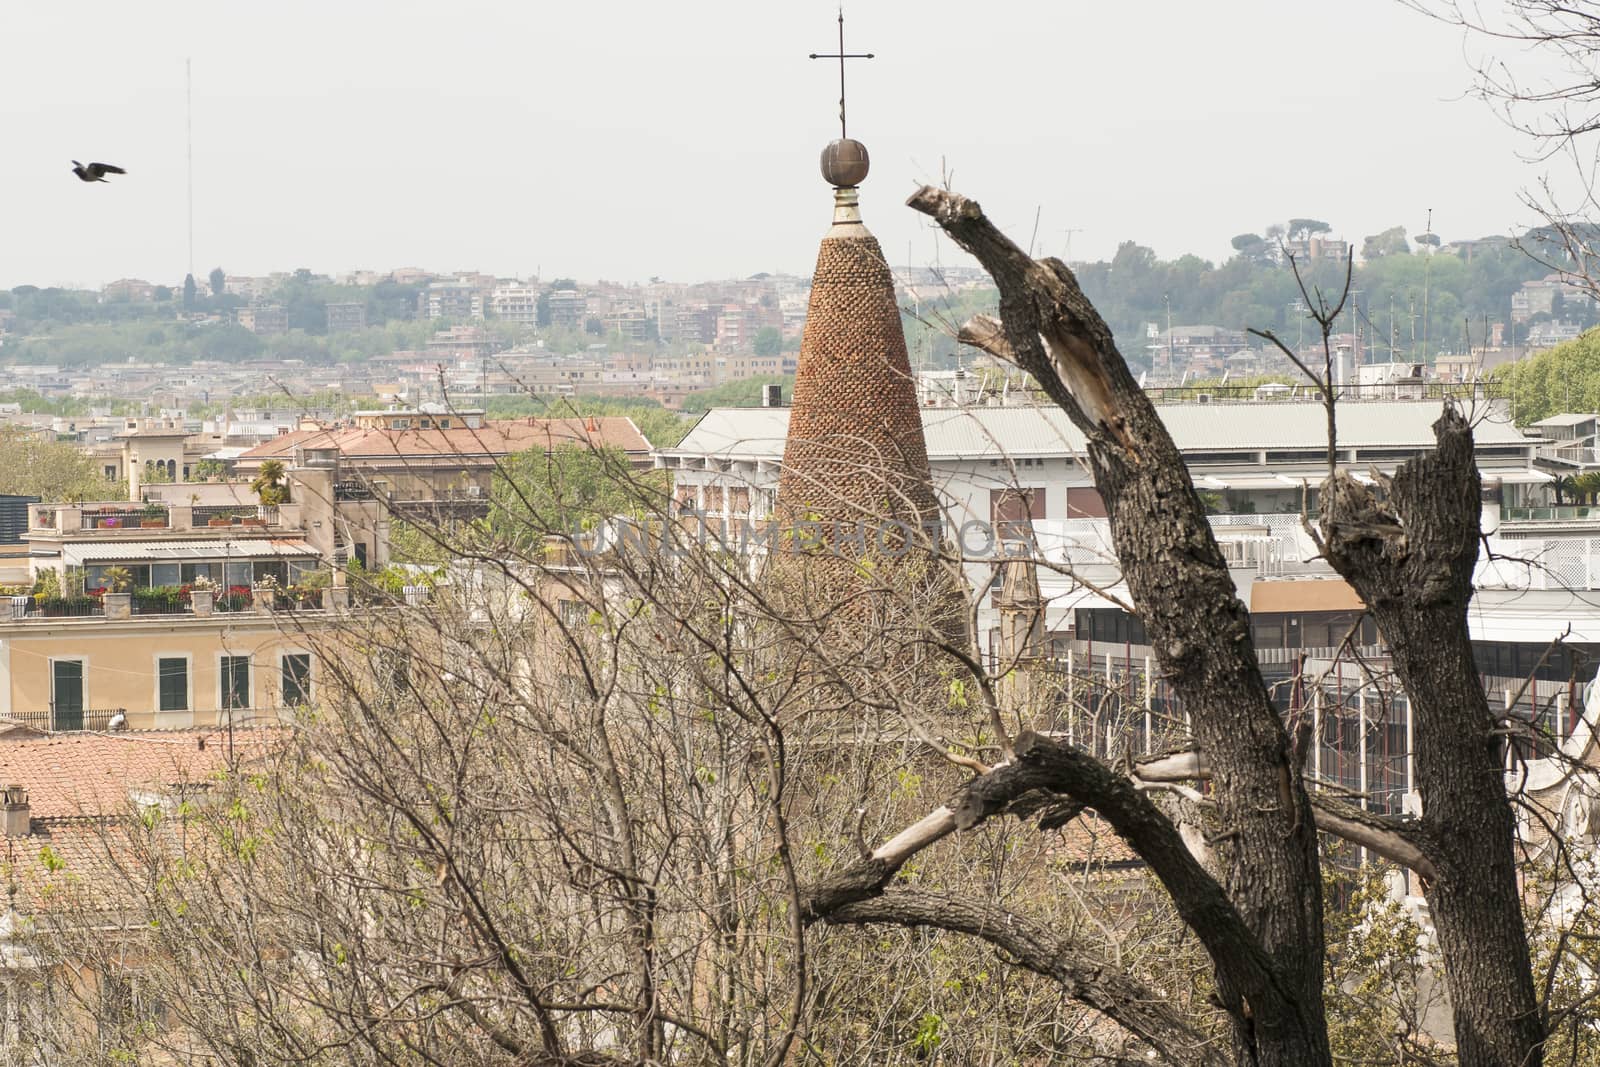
657, 396, 1594, 824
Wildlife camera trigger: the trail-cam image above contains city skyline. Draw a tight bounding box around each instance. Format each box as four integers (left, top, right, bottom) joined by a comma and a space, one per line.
0, 0, 1579, 289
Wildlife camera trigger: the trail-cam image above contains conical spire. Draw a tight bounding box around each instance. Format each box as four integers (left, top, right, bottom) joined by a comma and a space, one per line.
774, 166, 941, 539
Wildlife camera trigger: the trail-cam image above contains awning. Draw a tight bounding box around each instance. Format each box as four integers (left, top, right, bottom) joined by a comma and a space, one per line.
66, 539, 322, 563
1492, 469, 1556, 485
1251, 579, 1365, 613
1216, 473, 1309, 491
1197, 470, 1319, 491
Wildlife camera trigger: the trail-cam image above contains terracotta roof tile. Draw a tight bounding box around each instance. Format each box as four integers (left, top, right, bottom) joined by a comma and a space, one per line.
0, 729, 277, 818
1052, 812, 1141, 868
239, 417, 650, 462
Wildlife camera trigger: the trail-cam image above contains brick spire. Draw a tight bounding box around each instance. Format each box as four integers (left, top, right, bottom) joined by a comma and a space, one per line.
774, 178, 942, 539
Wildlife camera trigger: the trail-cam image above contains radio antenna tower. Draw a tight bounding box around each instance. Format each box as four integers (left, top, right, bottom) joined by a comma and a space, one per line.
186, 58, 194, 278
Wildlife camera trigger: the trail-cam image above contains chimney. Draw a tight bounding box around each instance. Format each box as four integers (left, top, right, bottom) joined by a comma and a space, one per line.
2, 784, 30, 837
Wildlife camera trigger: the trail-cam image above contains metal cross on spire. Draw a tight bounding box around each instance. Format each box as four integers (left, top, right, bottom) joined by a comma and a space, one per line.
809, 10, 874, 140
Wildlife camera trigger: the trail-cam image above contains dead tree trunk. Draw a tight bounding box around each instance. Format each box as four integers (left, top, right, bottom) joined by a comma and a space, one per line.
1319, 410, 1544, 1067
904, 187, 1330, 1066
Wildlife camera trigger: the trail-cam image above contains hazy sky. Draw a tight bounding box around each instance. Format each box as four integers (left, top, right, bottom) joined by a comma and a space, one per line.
0, 0, 1581, 289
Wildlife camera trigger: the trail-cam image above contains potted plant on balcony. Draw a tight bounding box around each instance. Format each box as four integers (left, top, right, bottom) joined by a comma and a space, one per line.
251, 574, 280, 612
190, 574, 216, 616
289, 568, 330, 610
140, 502, 167, 528
250, 460, 290, 507
102, 566, 134, 620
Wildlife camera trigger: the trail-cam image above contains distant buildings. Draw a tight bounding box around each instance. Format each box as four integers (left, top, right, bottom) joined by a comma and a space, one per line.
545, 289, 586, 329
223, 275, 276, 301
100, 279, 159, 304
1147, 324, 1251, 376
325, 302, 367, 333
1511, 274, 1595, 323
491, 284, 541, 324
236, 305, 289, 336
420, 279, 487, 321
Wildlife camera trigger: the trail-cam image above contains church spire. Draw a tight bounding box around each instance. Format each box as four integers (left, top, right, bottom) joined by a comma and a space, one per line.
773, 24, 946, 601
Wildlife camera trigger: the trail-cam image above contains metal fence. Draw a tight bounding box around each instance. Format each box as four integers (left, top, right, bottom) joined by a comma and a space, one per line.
2, 707, 124, 732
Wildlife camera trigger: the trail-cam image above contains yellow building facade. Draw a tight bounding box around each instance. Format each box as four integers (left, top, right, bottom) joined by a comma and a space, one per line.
0, 612, 340, 731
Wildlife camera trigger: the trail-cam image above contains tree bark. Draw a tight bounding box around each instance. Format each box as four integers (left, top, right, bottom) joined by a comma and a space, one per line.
1319, 407, 1544, 1066
906, 186, 1329, 1066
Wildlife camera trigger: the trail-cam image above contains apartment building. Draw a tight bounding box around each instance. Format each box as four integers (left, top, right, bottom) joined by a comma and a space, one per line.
0, 472, 385, 730
325, 301, 368, 333
236, 305, 289, 336
420, 279, 487, 321
492, 284, 542, 324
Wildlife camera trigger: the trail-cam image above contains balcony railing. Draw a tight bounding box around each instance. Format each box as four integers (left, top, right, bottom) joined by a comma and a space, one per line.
1534, 444, 1600, 468
193, 504, 278, 527
2, 590, 333, 621
1502, 505, 1600, 523
84, 508, 168, 530
7, 596, 103, 619
1, 707, 124, 732
131, 590, 189, 615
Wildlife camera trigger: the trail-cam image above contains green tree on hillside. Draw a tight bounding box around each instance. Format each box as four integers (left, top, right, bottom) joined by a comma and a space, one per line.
1496, 329, 1600, 423
1361, 226, 1409, 259
209, 267, 226, 297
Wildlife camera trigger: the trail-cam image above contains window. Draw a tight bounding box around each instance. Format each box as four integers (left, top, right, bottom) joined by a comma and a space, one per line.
281, 654, 311, 706
103, 465, 116, 480
990, 488, 1046, 540
51, 660, 85, 731
157, 658, 188, 712
220, 656, 250, 711
1073, 608, 1148, 646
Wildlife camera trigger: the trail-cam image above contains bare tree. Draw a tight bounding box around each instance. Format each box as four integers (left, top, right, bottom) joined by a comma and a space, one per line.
802, 185, 1541, 1066
12, 188, 1577, 1066
1408, 1, 1600, 292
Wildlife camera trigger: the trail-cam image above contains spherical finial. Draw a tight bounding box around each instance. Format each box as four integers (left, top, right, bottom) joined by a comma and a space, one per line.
821, 138, 870, 188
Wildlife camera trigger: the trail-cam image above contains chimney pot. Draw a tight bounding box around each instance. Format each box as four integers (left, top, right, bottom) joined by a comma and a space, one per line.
2, 784, 30, 837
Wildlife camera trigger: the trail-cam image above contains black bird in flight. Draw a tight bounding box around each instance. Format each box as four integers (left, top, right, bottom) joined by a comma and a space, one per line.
71, 160, 126, 183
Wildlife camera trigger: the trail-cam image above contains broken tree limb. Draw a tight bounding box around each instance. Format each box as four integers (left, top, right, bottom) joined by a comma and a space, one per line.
825, 889, 1216, 1066
803, 731, 1296, 1058
1319, 407, 1544, 1066
1129, 749, 1437, 880
907, 184, 1329, 1066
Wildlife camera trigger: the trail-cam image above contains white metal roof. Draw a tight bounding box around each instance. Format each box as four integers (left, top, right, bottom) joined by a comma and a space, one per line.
1532, 414, 1596, 428
67, 539, 321, 563
667, 400, 1533, 461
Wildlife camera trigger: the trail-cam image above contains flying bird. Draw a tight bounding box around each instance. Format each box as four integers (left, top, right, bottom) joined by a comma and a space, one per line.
71, 160, 126, 183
